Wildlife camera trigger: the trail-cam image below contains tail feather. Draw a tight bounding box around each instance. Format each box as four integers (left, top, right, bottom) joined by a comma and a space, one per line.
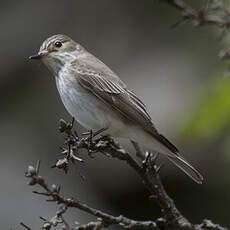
167, 154, 203, 184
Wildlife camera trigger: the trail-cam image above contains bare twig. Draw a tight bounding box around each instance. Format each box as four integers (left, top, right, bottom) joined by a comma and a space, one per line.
22, 119, 227, 230
20, 222, 32, 230
76, 219, 105, 230
195, 219, 227, 230
25, 162, 158, 229
159, 0, 230, 30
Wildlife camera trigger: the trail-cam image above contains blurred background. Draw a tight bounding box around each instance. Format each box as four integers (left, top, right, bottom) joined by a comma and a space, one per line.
1, 0, 230, 229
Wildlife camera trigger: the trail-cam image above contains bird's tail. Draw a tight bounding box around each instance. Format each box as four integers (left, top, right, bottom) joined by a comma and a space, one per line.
167, 154, 203, 184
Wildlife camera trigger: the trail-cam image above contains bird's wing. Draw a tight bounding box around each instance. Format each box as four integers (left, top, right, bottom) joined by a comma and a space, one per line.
72, 62, 179, 154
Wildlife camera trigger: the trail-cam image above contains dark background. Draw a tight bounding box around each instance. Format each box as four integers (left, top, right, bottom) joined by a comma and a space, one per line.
0, 0, 229, 229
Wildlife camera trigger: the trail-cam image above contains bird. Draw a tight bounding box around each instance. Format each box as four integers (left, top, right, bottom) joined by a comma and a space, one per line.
29, 34, 203, 184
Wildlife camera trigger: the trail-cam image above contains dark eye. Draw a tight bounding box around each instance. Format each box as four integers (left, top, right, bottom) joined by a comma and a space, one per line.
54, 41, 62, 48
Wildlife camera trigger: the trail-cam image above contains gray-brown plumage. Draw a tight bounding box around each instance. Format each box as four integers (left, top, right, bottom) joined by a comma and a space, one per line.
30, 34, 203, 184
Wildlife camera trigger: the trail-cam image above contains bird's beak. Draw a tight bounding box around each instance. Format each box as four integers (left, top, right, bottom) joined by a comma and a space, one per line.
29, 51, 48, 60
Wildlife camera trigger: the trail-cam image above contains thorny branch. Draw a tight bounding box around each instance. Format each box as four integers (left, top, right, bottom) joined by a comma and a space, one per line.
159, 0, 230, 59
24, 160, 158, 229
159, 0, 230, 30
21, 119, 227, 230
157, 0, 230, 71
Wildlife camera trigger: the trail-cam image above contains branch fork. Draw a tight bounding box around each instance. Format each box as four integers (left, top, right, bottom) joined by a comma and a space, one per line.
21, 119, 227, 230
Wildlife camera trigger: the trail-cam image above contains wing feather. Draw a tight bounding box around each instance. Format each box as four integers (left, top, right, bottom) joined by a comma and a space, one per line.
76, 69, 154, 129
73, 63, 179, 154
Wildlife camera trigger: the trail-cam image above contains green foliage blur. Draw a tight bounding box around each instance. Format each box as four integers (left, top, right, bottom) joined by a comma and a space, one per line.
183, 72, 230, 139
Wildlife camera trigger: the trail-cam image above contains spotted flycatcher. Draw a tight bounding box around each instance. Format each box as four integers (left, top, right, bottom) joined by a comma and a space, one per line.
30, 34, 203, 183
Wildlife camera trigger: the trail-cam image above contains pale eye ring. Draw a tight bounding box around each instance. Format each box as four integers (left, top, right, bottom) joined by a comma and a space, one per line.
54, 41, 62, 48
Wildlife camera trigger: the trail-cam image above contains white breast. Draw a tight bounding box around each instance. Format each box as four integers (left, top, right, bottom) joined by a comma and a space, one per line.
55, 69, 125, 133
55, 67, 172, 157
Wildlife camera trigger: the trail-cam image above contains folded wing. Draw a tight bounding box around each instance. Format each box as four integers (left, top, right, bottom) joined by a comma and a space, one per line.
71, 61, 203, 183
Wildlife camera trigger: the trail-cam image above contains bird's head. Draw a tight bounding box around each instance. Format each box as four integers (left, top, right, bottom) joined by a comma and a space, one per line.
29, 34, 84, 74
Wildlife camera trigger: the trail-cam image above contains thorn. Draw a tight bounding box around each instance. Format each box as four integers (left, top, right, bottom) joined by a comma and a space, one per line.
84, 127, 108, 140
40, 216, 48, 221
141, 152, 150, 172
20, 222, 32, 230
74, 130, 79, 139
36, 160, 41, 174
94, 127, 108, 136
33, 191, 49, 196
142, 151, 149, 163
51, 164, 56, 169
57, 185, 61, 193
71, 151, 84, 163
155, 164, 164, 174
146, 151, 151, 160
82, 131, 90, 136
71, 117, 75, 128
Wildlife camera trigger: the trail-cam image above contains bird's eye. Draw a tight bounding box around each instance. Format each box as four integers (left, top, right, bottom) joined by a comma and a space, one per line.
54, 41, 62, 48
